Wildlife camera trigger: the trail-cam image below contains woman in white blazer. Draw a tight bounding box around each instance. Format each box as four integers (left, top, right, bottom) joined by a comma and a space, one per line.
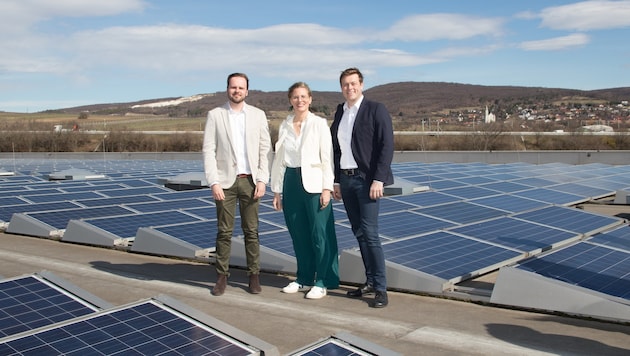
271, 82, 339, 299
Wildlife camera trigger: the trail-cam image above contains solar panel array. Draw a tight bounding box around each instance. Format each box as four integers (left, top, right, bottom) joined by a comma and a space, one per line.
1, 158, 630, 306
0, 272, 278, 355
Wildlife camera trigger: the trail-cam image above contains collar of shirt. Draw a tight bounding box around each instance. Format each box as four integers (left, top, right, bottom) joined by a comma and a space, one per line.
343, 95, 364, 113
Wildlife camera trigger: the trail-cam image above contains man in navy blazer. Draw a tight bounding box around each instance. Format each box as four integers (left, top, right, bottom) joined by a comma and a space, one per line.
331, 67, 394, 308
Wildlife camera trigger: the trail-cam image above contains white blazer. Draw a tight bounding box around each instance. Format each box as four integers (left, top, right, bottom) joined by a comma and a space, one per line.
271, 112, 334, 194
202, 102, 271, 188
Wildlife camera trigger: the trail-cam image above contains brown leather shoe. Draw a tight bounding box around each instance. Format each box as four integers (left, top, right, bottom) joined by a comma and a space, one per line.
248, 274, 262, 294
212, 274, 227, 296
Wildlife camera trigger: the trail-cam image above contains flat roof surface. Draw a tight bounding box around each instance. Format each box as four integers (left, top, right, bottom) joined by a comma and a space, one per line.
1, 231, 628, 355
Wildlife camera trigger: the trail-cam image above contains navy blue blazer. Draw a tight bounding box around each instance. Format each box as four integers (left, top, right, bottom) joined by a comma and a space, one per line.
331, 98, 394, 186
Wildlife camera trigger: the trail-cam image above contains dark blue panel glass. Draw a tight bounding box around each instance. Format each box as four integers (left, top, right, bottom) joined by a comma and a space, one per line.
450, 217, 577, 253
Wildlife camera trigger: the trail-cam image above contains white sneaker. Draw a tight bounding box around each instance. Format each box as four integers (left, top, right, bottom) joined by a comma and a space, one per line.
282, 281, 309, 294
305, 286, 327, 299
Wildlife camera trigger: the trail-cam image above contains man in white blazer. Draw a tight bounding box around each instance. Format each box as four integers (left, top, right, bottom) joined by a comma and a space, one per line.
202, 73, 271, 296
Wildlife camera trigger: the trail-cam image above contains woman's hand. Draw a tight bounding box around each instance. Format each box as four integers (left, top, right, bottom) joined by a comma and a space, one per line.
320, 189, 332, 210
272, 193, 283, 211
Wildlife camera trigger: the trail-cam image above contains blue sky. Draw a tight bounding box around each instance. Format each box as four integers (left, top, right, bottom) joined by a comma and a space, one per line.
1, 0, 629, 113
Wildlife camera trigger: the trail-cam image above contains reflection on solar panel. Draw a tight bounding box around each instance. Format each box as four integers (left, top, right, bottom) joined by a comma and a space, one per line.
0, 296, 273, 355
516, 242, 630, 299
382, 231, 523, 282
0, 272, 108, 338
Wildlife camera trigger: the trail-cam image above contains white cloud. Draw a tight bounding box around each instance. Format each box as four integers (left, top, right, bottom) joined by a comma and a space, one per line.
0, 0, 146, 32
519, 33, 590, 51
538, 0, 630, 31
380, 14, 505, 41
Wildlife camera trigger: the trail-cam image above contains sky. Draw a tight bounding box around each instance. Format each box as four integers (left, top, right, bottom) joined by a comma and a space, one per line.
1, 0, 629, 113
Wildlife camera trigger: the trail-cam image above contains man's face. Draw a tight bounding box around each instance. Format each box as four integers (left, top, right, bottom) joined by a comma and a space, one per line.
227, 76, 248, 104
340, 73, 363, 104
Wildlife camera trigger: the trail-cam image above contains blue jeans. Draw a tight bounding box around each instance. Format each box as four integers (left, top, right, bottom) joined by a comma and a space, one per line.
339, 174, 387, 291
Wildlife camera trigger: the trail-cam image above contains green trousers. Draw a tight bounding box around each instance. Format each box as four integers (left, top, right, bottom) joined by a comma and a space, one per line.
215, 175, 260, 276
282, 168, 339, 288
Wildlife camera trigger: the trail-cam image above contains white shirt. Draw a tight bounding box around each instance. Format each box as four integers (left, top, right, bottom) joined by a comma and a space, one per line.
283, 115, 306, 168
228, 105, 251, 175
338, 95, 363, 169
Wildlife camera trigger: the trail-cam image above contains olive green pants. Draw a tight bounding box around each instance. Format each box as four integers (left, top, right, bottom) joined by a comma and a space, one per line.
282, 168, 339, 288
214, 175, 260, 276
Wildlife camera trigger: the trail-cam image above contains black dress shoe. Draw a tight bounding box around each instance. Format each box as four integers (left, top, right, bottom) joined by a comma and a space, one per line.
347, 284, 375, 298
371, 291, 388, 308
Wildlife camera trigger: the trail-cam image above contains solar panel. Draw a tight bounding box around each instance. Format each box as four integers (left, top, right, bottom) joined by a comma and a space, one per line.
150, 220, 218, 248
511, 177, 557, 188
513, 206, 623, 236
517, 242, 630, 299
513, 187, 588, 205
289, 332, 399, 356
60, 183, 126, 192
75, 194, 160, 207
16, 206, 134, 230
0, 273, 108, 338
0, 296, 273, 355
440, 186, 502, 200
449, 217, 579, 253
151, 188, 211, 201
99, 186, 171, 197
125, 198, 210, 213
477, 181, 533, 193
587, 226, 630, 252
381, 231, 523, 282
546, 182, 614, 199
0, 197, 28, 207
378, 211, 456, 239
469, 195, 549, 214
0, 188, 62, 198
0, 201, 82, 223
414, 201, 506, 225
80, 211, 202, 239
389, 191, 461, 208
23, 191, 105, 203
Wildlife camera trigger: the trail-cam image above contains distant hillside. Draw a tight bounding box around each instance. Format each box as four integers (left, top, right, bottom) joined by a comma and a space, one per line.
51, 82, 630, 120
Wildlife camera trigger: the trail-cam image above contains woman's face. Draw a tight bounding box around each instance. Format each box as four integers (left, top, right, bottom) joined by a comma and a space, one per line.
290, 87, 312, 114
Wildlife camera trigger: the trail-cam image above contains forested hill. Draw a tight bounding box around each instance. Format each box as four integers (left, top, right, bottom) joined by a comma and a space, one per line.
51, 82, 630, 119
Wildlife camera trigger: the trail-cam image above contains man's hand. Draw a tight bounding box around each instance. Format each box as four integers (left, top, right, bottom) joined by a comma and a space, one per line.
369, 181, 384, 200
253, 181, 267, 199
211, 184, 225, 201
333, 185, 342, 201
